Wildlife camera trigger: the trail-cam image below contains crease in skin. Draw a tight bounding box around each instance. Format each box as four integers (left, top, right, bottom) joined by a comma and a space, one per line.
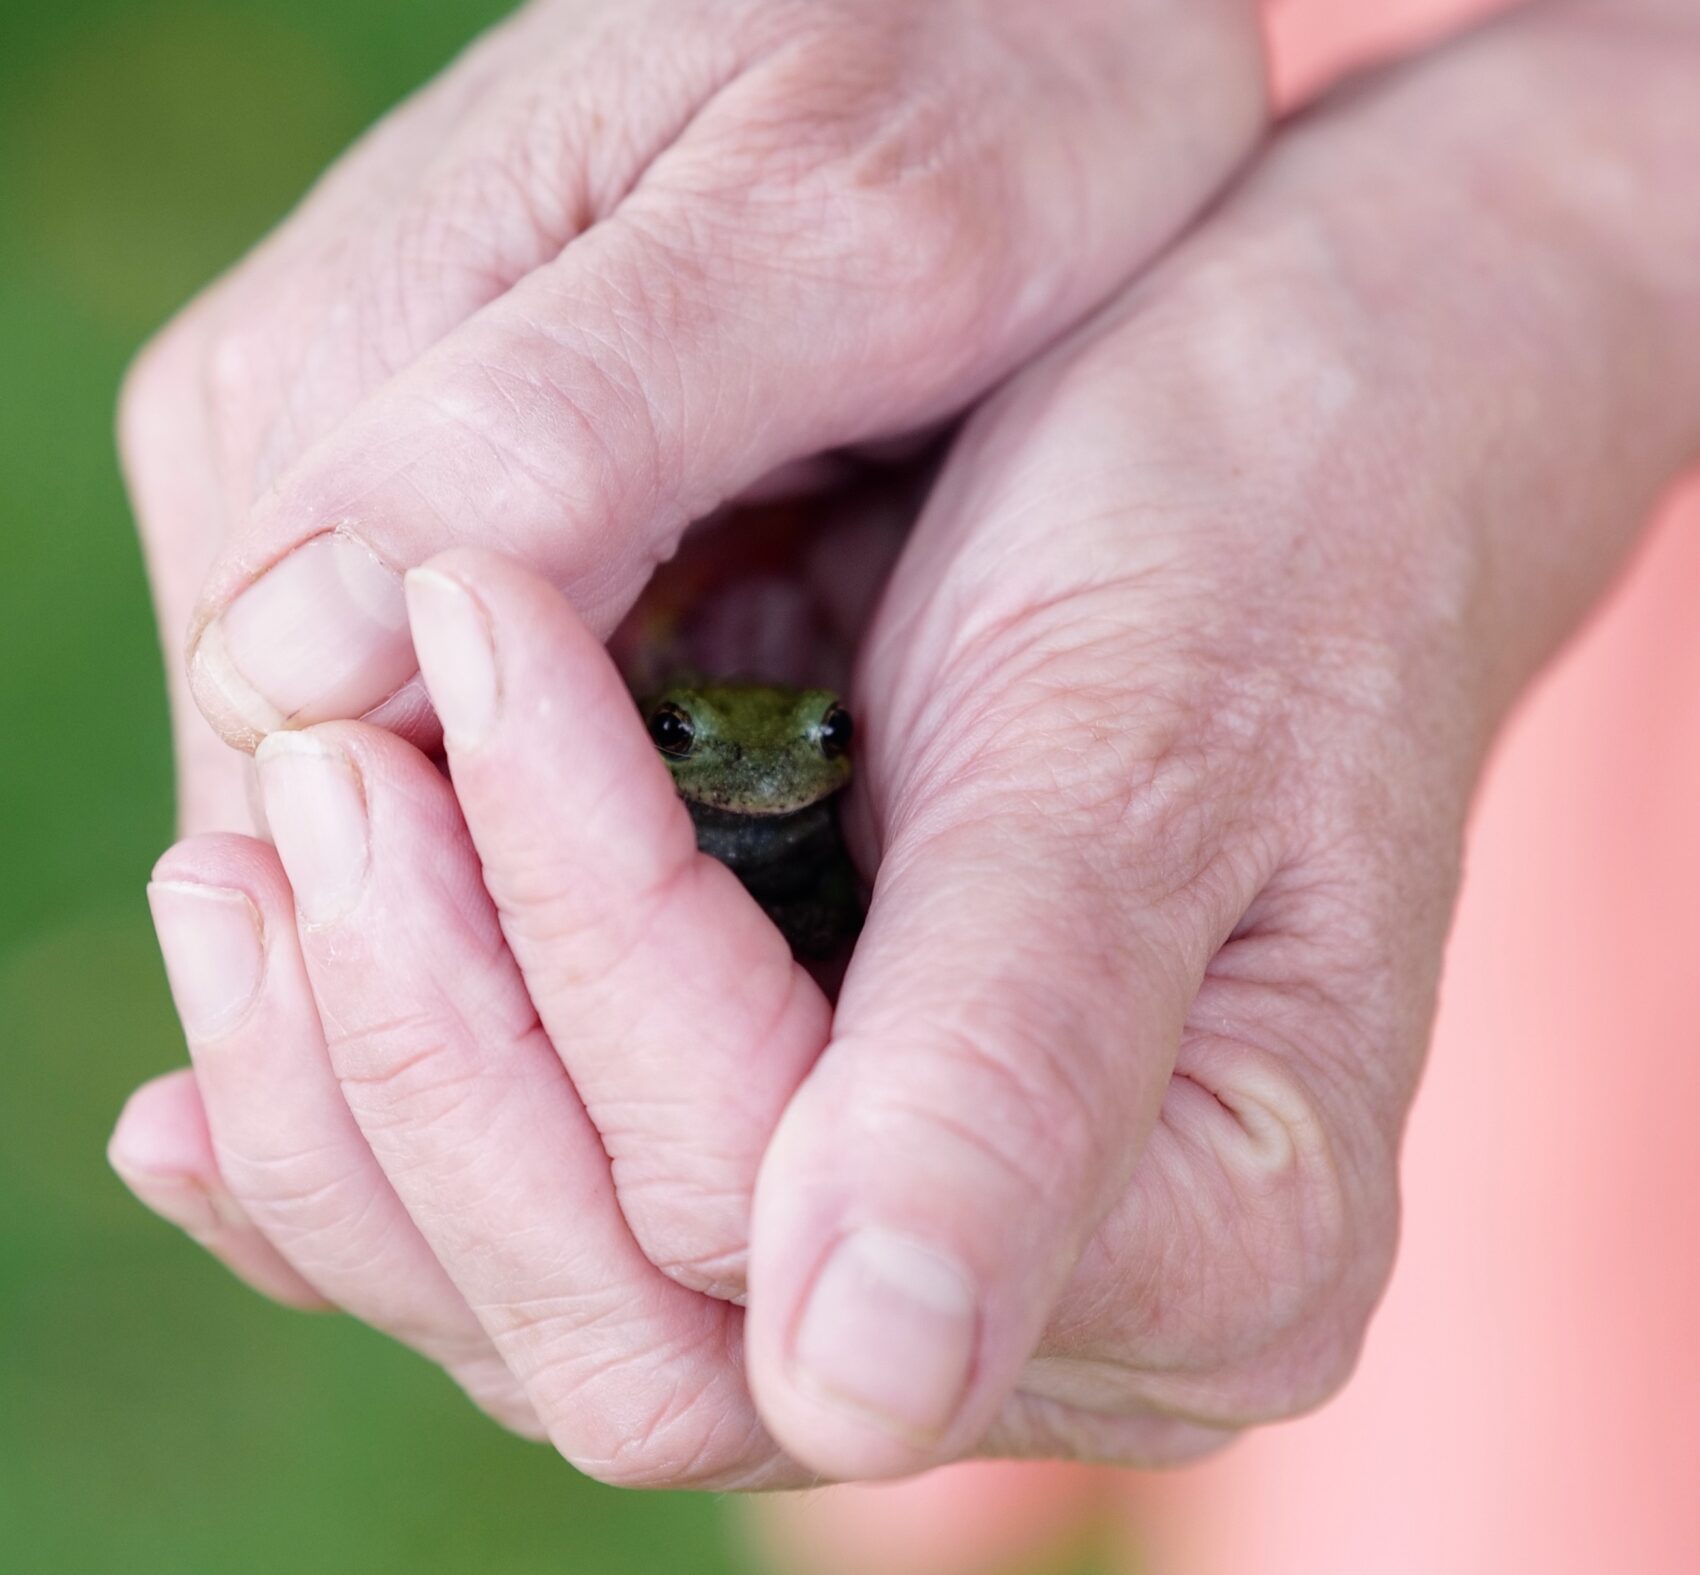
175, 0, 1270, 756
1164, 1009, 1347, 1187
118, 1163, 253, 1236
177, 21, 795, 757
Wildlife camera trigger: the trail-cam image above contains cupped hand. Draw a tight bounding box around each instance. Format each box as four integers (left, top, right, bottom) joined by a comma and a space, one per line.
118, 0, 1266, 835
112, 0, 1700, 1487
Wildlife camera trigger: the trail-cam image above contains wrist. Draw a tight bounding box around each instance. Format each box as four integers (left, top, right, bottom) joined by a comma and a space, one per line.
1200, 2, 1700, 746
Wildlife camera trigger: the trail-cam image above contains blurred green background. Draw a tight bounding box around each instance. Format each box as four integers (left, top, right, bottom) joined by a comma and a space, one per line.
0, 4, 1118, 1571
3, 3, 742, 1570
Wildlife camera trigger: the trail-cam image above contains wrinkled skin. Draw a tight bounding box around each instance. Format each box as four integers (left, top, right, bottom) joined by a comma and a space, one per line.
110, 0, 1700, 1492
119, 0, 1268, 829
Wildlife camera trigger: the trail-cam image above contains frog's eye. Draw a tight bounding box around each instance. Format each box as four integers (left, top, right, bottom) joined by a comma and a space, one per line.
648, 702, 696, 759
817, 703, 853, 761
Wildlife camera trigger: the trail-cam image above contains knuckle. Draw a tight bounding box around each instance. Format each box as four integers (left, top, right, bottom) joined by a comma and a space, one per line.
565, 1421, 721, 1491
674, 10, 1011, 353
201, 320, 255, 419
218, 1141, 370, 1233
430, 302, 674, 540
561, 1398, 763, 1491
223, 1165, 430, 1303
476, 1285, 624, 1354
843, 152, 996, 304
624, 1196, 749, 1303
322, 1007, 488, 1131
502, 1308, 755, 1489
117, 314, 206, 477
393, 143, 570, 297
601, 1134, 755, 1302
653, 1255, 746, 1304
488, 847, 694, 999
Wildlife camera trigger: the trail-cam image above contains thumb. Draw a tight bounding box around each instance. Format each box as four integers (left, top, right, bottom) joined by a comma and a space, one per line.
743, 810, 1211, 1480
182, 7, 1265, 747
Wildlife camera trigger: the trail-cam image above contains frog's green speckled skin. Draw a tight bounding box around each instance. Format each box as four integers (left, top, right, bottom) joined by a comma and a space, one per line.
641, 681, 862, 958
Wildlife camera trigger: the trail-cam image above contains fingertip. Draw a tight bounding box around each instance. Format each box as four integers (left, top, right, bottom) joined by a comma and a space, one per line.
149, 831, 290, 905
747, 1107, 1000, 1479
108, 1067, 210, 1184
750, 1380, 969, 1483
147, 840, 294, 1043
188, 529, 416, 751
413, 545, 519, 586
412, 546, 603, 662
407, 548, 619, 752
405, 546, 682, 866
403, 566, 499, 751
187, 612, 283, 753
108, 1072, 332, 1312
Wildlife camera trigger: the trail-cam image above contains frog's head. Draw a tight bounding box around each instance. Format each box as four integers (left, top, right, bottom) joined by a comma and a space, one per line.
641, 681, 853, 815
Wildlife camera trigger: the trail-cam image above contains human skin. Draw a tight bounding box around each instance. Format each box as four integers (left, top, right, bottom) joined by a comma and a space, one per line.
111, 0, 1700, 1488
117, 0, 1268, 834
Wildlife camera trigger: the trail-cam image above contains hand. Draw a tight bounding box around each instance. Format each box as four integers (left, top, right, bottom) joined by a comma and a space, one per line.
118, 0, 1266, 836
112, 0, 1700, 1484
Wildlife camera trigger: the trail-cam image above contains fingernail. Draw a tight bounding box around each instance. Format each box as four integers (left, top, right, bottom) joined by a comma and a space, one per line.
254, 732, 369, 925
147, 881, 265, 1039
791, 1227, 978, 1444
191, 531, 415, 747
404, 568, 497, 749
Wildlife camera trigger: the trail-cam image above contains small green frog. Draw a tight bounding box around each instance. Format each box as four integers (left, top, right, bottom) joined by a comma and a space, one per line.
640, 681, 862, 958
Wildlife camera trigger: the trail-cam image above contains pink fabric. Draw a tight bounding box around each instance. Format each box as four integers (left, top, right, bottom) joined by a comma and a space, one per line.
1263, 0, 1522, 104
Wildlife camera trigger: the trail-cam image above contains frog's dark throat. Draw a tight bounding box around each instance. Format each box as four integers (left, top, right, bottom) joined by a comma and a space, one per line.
685, 799, 841, 901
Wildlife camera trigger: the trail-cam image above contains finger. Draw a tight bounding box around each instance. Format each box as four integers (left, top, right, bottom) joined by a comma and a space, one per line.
108, 1067, 327, 1309
119, 309, 255, 836
184, 0, 1267, 747
182, 2, 738, 522
254, 718, 797, 1487
120, 0, 559, 518
145, 834, 541, 1435
117, 4, 559, 835
405, 548, 830, 1298
745, 805, 1224, 1479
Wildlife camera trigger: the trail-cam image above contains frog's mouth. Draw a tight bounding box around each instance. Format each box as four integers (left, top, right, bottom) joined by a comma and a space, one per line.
677, 781, 845, 817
